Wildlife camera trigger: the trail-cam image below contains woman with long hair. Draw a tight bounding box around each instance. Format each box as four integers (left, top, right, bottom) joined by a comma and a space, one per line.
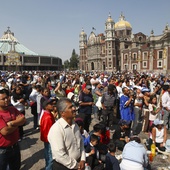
11, 85, 26, 140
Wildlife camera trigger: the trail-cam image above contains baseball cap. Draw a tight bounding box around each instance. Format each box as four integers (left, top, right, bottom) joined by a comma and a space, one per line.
67, 92, 74, 99
141, 87, 150, 93
42, 99, 55, 109
153, 119, 164, 125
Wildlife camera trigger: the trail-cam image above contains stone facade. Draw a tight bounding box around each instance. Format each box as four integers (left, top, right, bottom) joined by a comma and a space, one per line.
79, 13, 170, 74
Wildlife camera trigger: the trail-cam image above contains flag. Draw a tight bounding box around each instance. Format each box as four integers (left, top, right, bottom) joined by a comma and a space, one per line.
92, 27, 96, 31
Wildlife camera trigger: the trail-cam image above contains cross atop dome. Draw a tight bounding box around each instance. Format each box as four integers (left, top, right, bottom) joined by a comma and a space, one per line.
119, 12, 125, 21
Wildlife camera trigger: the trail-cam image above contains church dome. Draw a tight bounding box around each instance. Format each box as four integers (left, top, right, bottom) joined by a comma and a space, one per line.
115, 13, 132, 30
106, 13, 114, 23
80, 28, 86, 36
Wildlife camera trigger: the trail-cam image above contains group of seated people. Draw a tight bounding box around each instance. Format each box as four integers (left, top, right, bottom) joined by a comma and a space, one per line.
75, 117, 169, 170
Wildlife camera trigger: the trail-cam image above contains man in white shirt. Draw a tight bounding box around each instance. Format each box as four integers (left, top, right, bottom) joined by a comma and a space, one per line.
115, 80, 123, 119
48, 98, 86, 170
162, 85, 170, 129
90, 74, 99, 94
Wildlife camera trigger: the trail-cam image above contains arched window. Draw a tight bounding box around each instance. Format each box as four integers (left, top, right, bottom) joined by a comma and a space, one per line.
91, 62, 94, 70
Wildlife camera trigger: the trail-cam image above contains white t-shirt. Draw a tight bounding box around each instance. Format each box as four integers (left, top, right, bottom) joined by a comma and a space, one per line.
148, 104, 158, 121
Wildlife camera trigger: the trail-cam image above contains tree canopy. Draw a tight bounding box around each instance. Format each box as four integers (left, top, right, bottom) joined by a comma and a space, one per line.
64, 49, 79, 70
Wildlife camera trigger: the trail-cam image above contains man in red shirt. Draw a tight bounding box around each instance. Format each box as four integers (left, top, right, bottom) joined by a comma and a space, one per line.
0, 88, 25, 170
40, 99, 56, 170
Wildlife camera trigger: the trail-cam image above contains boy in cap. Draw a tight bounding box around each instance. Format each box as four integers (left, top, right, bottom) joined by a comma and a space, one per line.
40, 99, 56, 170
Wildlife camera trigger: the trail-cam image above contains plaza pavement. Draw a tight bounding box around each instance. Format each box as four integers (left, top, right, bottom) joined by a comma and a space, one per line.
20, 108, 45, 170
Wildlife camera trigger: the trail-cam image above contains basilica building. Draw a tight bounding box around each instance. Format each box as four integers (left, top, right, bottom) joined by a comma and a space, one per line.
79, 13, 170, 74
0, 27, 62, 71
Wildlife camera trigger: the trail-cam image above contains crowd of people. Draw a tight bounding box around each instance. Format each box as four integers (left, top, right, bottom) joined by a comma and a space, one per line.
0, 70, 170, 170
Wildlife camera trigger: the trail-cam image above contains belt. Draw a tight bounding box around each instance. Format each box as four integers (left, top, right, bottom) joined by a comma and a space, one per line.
0, 143, 18, 149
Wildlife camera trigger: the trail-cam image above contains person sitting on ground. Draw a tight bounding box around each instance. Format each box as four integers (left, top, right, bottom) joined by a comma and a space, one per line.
105, 142, 120, 170
147, 119, 167, 151
111, 119, 130, 151
85, 134, 104, 170
87, 123, 110, 163
120, 135, 149, 170
87, 123, 106, 145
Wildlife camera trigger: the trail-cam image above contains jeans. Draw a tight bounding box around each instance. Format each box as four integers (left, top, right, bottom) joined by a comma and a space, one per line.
132, 107, 142, 134
44, 142, 53, 170
0, 143, 21, 170
79, 113, 91, 132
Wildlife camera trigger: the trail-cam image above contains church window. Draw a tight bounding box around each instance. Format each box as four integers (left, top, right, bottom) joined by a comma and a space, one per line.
125, 45, 128, 49
143, 61, 147, 68
139, 37, 142, 42
124, 64, 128, 70
133, 53, 137, 60
124, 54, 128, 60
158, 51, 163, 59
157, 60, 162, 68
143, 52, 148, 60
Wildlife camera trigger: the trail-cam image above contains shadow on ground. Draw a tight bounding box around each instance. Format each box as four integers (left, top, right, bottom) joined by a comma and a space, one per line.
20, 147, 44, 170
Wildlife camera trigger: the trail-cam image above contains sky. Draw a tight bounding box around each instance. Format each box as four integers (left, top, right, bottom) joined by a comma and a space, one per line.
0, 0, 170, 62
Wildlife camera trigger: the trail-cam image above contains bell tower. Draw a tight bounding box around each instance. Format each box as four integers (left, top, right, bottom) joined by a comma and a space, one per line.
79, 28, 87, 70
105, 13, 115, 41
105, 13, 118, 72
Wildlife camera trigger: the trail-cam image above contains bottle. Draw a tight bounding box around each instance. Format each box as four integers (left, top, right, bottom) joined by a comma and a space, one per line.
85, 163, 91, 170
151, 143, 156, 157
149, 153, 153, 162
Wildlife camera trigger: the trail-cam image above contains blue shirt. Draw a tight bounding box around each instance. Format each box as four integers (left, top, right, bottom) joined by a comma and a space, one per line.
120, 95, 134, 121
79, 92, 93, 114
105, 152, 120, 170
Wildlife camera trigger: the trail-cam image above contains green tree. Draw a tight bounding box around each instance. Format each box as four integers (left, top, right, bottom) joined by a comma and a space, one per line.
64, 60, 70, 70
69, 49, 79, 70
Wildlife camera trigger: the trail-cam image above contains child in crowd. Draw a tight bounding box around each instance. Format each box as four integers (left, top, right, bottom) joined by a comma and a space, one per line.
40, 99, 56, 170
148, 95, 161, 127
75, 117, 89, 146
105, 143, 120, 170
85, 134, 104, 170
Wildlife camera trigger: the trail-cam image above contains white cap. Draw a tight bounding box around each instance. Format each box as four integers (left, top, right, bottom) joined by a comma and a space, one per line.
67, 92, 74, 99
153, 119, 164, 125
